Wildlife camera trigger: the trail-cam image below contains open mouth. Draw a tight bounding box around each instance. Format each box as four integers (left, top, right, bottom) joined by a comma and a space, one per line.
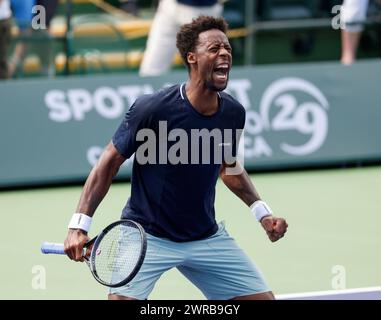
213, 64, 230, 81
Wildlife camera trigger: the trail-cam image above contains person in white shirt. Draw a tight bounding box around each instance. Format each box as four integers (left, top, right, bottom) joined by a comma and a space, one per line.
340, 0, 369, 65
0, 0, 12, 79
139, 0, 223, 77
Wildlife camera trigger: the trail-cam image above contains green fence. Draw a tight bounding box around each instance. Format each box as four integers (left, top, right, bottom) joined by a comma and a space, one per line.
0, 59, 380, 187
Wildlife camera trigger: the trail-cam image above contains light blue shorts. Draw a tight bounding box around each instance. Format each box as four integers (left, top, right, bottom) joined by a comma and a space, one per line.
109, 221, 270, 300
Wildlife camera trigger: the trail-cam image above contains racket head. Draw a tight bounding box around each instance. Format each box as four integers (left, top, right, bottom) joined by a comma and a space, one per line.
89, 219, 147, 288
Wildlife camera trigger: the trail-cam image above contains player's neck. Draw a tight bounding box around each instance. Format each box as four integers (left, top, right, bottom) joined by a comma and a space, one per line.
185, 81, 219, 116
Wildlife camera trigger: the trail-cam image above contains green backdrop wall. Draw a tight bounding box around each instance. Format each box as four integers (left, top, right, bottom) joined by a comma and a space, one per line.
0, 60, 380, 187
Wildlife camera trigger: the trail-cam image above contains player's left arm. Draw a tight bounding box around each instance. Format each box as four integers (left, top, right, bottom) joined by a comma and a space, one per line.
220, 161, 288, 242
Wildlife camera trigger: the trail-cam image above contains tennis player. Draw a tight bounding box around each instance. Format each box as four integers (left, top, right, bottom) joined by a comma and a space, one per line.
64, 16, 288, 300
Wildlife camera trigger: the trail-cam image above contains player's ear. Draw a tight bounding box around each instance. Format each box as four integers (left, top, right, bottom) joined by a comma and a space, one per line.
187, 52, 196, 66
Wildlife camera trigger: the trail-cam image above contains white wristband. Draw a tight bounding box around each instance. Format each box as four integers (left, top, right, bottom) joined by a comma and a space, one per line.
68, 213, 92, 232
250, 200, 273, 222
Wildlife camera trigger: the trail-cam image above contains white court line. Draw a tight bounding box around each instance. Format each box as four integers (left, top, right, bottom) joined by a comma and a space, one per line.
276, 287, 381, 300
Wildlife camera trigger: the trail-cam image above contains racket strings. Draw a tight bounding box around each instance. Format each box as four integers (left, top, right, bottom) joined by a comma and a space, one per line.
93, 222, 143, 286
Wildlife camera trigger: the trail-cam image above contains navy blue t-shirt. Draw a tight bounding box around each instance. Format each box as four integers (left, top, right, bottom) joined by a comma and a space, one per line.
177, 0, 218, 7
112, 84, 245, 242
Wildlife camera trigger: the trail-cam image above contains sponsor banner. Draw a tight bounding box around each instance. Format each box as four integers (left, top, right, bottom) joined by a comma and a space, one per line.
0, 60, 380, 187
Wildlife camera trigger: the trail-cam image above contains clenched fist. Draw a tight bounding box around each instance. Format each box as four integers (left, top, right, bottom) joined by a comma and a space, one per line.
260, 216, 288, 242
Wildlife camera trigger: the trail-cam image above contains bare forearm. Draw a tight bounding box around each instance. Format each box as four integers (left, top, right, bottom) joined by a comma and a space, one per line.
76, 143, 125, 216
221, 164, 288, 242
220, 162, 261, 207
76, 167, 114, 216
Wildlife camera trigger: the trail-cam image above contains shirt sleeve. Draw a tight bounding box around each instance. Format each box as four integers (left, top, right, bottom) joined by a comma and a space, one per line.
238, 105, 246, 130
112, 98, 151, 159
232, 104, 246, 158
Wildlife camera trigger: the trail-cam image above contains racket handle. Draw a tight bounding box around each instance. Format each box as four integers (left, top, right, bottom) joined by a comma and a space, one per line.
41, 242, 65, 255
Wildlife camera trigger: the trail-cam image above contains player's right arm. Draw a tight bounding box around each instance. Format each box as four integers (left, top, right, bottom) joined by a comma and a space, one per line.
64, 142, 126, 261
64, 96, 155, 261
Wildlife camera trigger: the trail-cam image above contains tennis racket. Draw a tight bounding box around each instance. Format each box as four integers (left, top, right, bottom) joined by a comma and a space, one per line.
41, 219, 147, 288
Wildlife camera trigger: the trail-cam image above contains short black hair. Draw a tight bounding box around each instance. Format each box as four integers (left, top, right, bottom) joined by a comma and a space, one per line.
176, 16, 228, 70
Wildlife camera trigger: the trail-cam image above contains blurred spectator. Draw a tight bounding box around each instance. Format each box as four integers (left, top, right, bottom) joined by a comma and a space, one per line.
104, 0, 139, 16
139, 0, 223, 77
8, 0, 36, 78
34, 0, 59, 77
119, 0, 139, 16
9, 0, 59, 78
36, 0, 58, 27
0, 0, 12, 79
340, 0, 369, 65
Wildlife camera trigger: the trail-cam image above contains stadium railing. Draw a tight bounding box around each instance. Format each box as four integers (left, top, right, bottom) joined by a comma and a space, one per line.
6, 0, 381, 78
